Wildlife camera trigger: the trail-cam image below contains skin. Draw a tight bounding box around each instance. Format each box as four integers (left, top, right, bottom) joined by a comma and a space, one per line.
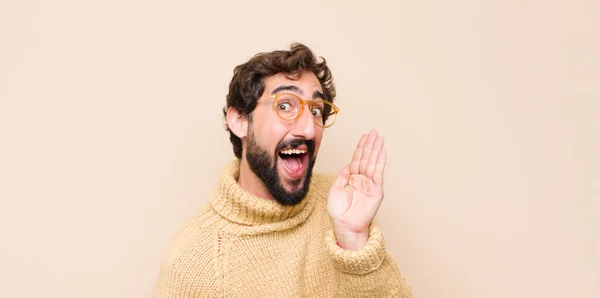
227, 71, 386, 250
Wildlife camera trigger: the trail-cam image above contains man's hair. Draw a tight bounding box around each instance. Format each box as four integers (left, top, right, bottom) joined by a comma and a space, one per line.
223, 43, 336, 159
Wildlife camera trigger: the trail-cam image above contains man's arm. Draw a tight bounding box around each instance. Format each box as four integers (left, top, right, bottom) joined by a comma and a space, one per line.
153, 211, 220, 298
326, 129, 413, 297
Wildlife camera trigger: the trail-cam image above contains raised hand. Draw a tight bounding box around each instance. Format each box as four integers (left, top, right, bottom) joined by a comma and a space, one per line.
327, 129, 387, 250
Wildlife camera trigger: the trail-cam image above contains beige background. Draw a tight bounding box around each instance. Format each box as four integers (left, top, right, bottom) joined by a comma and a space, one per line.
1, 0, 598, 297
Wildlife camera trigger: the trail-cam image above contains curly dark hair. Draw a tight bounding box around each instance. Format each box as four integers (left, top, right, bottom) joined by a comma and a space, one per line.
223, 43, 336, 159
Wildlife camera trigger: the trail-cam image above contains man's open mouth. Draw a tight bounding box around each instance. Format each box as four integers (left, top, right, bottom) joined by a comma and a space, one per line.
277, 147, 309, 179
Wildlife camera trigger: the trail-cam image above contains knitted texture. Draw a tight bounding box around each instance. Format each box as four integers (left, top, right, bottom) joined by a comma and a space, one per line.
154, 159, 413, 297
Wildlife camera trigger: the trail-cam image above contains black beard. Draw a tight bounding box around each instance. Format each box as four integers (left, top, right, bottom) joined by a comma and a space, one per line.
245, 128, 316, 206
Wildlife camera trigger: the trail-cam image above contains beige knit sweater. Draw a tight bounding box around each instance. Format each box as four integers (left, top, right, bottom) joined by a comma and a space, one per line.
154, 159, 413, 297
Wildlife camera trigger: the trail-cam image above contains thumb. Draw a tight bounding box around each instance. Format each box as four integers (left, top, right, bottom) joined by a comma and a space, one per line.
333, 164, 351, 189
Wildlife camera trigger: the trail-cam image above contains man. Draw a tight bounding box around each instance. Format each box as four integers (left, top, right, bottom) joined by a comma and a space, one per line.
154, 43, 413, 297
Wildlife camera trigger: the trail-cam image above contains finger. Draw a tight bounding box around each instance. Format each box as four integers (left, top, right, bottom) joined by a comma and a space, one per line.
359, 130, 379, 174
366, 136, 384, 179
373, 148, 387, 189
333, 164, 351, 188
350, 134, 367, 174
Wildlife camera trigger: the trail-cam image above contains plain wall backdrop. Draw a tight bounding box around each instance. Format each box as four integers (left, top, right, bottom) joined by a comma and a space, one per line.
1, 0, 598, 297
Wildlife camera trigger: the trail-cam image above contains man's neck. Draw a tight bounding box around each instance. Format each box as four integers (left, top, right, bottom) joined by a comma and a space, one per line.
237, 158, 276, 201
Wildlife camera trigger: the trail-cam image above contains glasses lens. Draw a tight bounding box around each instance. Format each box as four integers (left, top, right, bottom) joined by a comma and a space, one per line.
275, 94, 301, 119
313, 101, 337, 127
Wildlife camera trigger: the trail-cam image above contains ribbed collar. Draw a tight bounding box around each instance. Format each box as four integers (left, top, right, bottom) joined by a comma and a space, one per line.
210, 159, 317, 226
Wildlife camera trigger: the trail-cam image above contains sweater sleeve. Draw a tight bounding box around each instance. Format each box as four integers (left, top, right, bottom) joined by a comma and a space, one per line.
325, 223, 414, 297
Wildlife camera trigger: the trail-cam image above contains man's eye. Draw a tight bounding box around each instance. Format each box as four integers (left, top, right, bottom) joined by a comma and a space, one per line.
311, 108, 323, 116
277, 103, 292, 111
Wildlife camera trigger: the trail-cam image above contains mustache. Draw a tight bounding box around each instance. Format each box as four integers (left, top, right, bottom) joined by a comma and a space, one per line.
276, 138, 315, 156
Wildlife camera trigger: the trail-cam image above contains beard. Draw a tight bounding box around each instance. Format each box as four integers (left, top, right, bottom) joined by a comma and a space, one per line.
245, 128, 316, 206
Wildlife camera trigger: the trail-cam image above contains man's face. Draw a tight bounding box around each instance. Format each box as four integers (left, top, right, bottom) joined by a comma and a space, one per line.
244, 71, 324, 206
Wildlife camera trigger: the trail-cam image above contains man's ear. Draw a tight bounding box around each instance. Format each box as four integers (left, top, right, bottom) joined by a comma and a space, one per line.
226, 107, 249, 139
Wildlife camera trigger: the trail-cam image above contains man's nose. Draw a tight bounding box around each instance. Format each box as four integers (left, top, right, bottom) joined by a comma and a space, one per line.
291, 105, 317, 140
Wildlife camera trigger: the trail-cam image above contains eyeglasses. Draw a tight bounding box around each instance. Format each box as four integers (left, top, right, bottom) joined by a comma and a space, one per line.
257, 92, 340, 128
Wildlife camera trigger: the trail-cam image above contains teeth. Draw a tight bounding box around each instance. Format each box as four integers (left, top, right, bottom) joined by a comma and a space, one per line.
280, 149, 307, 155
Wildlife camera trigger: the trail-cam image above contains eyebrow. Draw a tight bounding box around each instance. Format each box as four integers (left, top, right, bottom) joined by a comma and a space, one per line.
271, 85, 325, 100
271, 85, 301, 96
312, 90, 324, 100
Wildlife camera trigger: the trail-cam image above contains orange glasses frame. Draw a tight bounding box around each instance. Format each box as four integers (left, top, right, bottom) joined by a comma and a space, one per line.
258, 92, 340, 128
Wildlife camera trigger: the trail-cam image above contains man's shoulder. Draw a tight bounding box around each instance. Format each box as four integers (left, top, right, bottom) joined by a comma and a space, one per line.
155, 204, 222, 296
160, 204, 222, 265
167, 204, 222, 245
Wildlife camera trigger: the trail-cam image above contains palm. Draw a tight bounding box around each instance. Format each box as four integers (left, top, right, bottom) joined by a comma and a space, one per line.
327, 130, 387, 233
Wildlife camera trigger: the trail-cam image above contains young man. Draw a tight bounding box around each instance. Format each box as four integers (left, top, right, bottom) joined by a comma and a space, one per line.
154, 43, 413, 297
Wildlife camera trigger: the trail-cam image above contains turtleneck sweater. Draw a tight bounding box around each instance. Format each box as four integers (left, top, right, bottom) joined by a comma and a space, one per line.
154, 159, 413, 297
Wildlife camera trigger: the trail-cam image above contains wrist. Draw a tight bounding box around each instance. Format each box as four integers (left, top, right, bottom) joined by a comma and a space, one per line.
333, 225, 369, 250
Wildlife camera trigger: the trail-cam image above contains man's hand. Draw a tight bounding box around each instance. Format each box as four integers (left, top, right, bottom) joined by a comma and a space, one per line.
327, 129, 387, 250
